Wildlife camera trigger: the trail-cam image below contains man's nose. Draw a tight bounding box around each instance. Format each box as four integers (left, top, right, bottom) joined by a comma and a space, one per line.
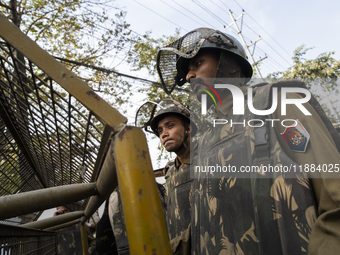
160, 129, 169, 140
186, 70, 196, 83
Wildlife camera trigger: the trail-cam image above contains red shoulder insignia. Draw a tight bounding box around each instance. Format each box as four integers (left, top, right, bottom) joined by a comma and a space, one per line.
281, 120, 310, 153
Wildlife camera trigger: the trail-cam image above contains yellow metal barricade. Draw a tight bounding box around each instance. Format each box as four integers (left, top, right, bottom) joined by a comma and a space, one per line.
0, 13, 171, 255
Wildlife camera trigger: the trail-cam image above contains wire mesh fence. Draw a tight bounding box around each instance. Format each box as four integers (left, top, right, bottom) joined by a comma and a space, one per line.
0, 36, 106, 224
0, 224, 57, 255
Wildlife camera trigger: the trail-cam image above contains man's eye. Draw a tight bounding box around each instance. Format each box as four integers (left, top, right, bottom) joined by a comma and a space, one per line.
158, 130, 163, 135
196, 60, 202, 67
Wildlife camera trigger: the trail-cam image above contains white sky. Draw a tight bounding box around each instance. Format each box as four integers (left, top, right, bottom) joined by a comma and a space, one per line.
114, 0, 340, 77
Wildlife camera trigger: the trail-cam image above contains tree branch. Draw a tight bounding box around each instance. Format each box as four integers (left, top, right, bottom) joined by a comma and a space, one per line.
0, 1, 11, 10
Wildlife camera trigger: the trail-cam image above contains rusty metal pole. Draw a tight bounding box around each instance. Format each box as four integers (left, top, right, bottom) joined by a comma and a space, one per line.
114, 126, 171, 255
21, 211, 84, 229
80, 223, 88, 255
83, 142, 118, 223
46, 219, 81, 231
0, 183, 97, 220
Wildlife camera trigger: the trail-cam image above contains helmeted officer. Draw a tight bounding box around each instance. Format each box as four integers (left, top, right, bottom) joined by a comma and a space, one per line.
156, 27, 340, 255
138, 99, 197, 254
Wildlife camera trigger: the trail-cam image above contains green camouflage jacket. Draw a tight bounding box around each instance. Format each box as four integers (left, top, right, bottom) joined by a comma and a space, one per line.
165, 151, 193, 241
56, 224, 82, 255
96, 199, 118, 255
112, 188, 130, 255
191, 81, 325, 255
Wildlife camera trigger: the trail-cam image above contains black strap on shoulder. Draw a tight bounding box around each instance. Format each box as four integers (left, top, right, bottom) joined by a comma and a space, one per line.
308, 94, 340, 154
251, 84, 271, 159
254, 123, 270, 159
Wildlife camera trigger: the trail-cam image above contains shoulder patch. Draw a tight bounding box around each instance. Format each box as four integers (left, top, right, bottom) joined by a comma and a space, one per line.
281, 120, 310, 152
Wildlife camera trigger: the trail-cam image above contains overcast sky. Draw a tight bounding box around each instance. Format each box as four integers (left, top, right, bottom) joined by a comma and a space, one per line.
113, 0, 340, 77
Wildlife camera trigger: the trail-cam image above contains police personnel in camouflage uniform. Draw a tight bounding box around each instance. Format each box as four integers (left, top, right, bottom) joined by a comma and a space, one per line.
156, 28, 340, 255
96, 198, 118, 255
149, 99, 197, 254
136, 99, 197, 254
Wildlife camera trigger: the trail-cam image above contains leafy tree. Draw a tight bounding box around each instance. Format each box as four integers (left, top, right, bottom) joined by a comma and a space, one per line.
126, 29, 184, 164
268, 45, 340, 122
0, 1, 152, 195
0, 0, 141, 108
128, 30, 216, 165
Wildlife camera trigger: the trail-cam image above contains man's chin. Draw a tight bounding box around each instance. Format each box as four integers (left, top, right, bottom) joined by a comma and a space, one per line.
165, 146, 175, 152
196, 90, 203, 102
196, 92, 214, 108
164, 144, 180, 153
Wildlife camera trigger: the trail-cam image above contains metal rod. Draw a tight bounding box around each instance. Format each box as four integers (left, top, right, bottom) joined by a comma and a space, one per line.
253, 56, 268, 66
0, 13, 127, 131
0, 183, 97, 220
45, 219, 81, 231
248, 37, 262, 47
114, 126, 172, 255
0, 223, 55, 236
80, 223, 88, 255
21, 211, 84, 229
83, 142, 118, 222
228, 10, 264, 79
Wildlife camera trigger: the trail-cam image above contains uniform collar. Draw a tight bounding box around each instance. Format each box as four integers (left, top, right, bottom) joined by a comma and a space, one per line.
213, 85, 248, 118
174, 149, 191, 168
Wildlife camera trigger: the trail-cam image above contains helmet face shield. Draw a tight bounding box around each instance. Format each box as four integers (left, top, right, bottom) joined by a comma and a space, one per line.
135, 100, 160, 134
135, 99, 197, 137
157, 27, 253, 95
157, 31, 206, 95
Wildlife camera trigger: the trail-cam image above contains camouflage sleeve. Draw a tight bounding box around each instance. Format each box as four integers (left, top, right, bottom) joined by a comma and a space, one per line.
273, 92, 340, 255
112, 189, 130, 254
56, 225, 82, 255
169, 223, 191, 255
96, 199, 118, 255
108, 191, 119, 230
165, 161, 193, 248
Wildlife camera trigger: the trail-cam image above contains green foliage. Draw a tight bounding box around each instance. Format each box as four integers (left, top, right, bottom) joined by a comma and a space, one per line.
269, 45, 340, 83
127, 28, 181, 76
128, 29, 214, 165
0, 0, 139, 108
268, 45, 340, 122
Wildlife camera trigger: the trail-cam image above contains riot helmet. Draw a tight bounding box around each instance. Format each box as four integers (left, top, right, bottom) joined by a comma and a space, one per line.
157, 27, 253, 94
135, 99, 197, 148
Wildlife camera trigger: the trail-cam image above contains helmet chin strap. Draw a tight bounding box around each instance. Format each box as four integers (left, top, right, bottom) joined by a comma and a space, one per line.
182, 130, 188, 149
175, 123, 189, 153
181, 121, 189, 150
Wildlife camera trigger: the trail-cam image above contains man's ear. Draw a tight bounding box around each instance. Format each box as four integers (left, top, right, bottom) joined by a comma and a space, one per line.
187, 123, 191, 135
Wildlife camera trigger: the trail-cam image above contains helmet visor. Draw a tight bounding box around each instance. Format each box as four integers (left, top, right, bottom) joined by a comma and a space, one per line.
157, 30, 206, 94
135, 99, 186, 134
135, 101, 160, 134
157, 28, 240, 95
